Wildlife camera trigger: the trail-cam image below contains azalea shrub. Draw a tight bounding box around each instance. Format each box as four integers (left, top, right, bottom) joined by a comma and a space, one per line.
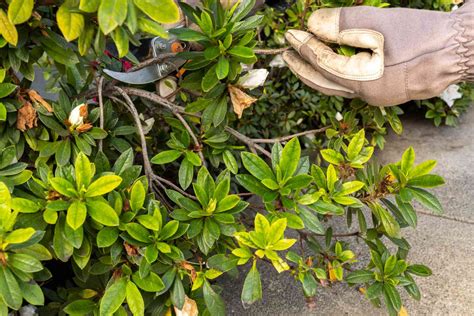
0, 0, 451, 316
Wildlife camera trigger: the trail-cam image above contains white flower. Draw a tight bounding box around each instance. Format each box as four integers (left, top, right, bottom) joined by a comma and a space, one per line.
69, 103, 87, 127
237, 69, 269, 90
240, 63, 253, 72
439, 84, 462, 108
269, 54, 286, 68
19, 305, 38, 316
335, 112, 343, 121
158, 76, 178, 101
452, 4, 459, 10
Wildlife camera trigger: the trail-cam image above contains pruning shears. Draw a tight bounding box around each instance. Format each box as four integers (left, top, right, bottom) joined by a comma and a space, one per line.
103, 35, 188, 85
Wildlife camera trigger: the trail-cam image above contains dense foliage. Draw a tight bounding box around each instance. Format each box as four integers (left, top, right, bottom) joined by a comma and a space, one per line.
0, 0, 463, 315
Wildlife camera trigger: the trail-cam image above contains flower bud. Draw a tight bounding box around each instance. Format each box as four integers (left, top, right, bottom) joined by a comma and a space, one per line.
69, 103, 88, 127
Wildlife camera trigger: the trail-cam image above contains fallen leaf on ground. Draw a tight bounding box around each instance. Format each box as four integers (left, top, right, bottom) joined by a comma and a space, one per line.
228, 85, 257, 119
174, 295, 198, 316
16, 102, 37, 131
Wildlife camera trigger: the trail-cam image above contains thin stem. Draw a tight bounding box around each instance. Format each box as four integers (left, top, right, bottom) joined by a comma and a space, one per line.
224, 126, 271, 158
119, 87, 207, 167
97, 76, 105, 152
127, 52, 178, 72
111, 89, 154, 186
253, 47, 290, 55
153, 174, 197, 200
251, 127, 329, 143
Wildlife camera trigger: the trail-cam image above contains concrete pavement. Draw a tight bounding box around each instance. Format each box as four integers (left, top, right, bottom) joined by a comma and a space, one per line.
220, 109, 474, 315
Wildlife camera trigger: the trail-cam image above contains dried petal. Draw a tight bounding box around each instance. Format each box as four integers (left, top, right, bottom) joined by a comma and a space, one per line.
27, 89, 53, 112
76, 123, 93, 133
174, 295, 198, 316
228, 85, 257, 119
16, 102, 37, 132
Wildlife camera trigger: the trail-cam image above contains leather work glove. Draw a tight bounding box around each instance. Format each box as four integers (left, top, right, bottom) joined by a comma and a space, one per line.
282, 1, 474, 106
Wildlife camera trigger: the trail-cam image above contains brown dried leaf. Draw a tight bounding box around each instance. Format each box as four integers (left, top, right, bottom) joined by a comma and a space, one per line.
174, 295, 198, 316
76, 122, 93, 133
27, 89, 53, 112
16, 101, 37, 131
228, 85, 257, 119
180, 261, 197, 282
123, 242, 138, 256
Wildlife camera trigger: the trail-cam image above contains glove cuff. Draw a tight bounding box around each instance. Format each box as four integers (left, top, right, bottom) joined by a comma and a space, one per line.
452, 1, 474, 82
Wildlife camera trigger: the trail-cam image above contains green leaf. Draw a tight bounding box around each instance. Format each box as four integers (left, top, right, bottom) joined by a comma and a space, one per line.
7, 0, 33, 24
279, 138, 300, 180
241, 152, 274, 181
85, 175, 122, 197
216, 56, 229, 80
169, 28, 208, 41
408, 160, 437, 178
222, 150, 238, 174
0, 102, 6, 121
75, 152, 93, 190
126, 223, 150, 242
10, 198, 40, 214
0, 83, 17, 98
339, 181, 365, 195
372, 203, 400, 238
203, 280, 225, 316
137, 17, 168, 37
241, 261, 262, 305
99, 278, 127, 316
406, 264, 432, 277
345, 270, 374, 284
8, 253, 42, 273
67, 200, 87, 230
228, 46, 254, 58
159, 220, 179, 240
382, 283, 401, 311
134, 0, 180, 24
236, 174, 270, 196
57, 1, 85, 41
347, 130, 365, 160
126, 281, 144, 316
97, 227, 119, 248
86, 200, 119, 226
19, 281, 44, 306
407, 174, 444, 188
98, 0, 128, 35
216, 195, 240, 212
64, 300, 97, 315
202, 64, 219, 92
56, 139, 71, 166
50, 177, 77, 197
320, 149, 344, 165
111, 26, 129, 58
0, 9, 18, 46
179, 159, 194, 190
4, 228, 35, 244
408, 187, 443, 214
80, 0, 100, 12
151, 150, 182, 164
130, 180, 146, 212
132, 272, 165, 292
401, 147, 415, 174
185, 151, 202, 167
0, 266, 22, 309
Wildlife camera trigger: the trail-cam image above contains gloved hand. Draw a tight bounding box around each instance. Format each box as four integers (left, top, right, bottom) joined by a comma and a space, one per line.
282, 2, 473, 106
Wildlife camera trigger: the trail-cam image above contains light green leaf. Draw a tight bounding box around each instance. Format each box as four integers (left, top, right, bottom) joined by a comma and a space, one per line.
7, 0, 33, 24
321, 149, 344, 165
80, 0, 100, 12
75, 152, 93, 190
137, 17, 168, 37
85, 175, 122, 197
57, 2, 85, 41
86, 200, 119, 226
347, 129, 365, 160
111, 26, 129, 58
4, 228, 35, 245
0, 9, 18, 46
98, 0, 128, 35
134, 0, 180, 24
130, 180, 146, 212
126, 281, 144, 316
66, 200, 87, 230
99, 278, 127, 316
401, 147, 415, 174
241, 261, 262, 305
279, 138, 300, 180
